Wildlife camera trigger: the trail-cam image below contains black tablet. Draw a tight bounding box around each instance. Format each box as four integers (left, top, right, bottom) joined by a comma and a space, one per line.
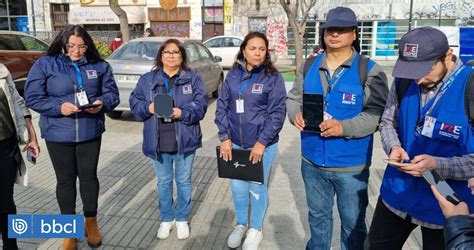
215, 146, 263, 184
303, 93, 324, 132
154, 94, 174, 118
78, 103, 101, 110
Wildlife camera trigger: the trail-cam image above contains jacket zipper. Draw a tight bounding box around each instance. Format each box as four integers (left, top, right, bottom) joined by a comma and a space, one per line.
151, 88, 160, 159
174, 83, 180, 154
239, 108, 243, 147
74, 85, 79, 142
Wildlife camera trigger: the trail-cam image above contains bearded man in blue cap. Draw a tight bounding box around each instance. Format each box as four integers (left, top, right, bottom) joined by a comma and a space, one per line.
287, 7, 389, 250
365, 27, 474, 249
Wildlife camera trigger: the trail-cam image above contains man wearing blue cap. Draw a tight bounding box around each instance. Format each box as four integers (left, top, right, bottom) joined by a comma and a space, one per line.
287, 7, 389, 250
365, 27, 474, 249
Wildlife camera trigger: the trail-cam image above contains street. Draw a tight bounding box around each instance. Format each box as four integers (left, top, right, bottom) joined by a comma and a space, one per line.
5, 67, 423, 249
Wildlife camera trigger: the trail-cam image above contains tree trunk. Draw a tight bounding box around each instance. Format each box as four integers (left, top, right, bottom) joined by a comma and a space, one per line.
109, 0, 130, 42
288, 16, 304, 74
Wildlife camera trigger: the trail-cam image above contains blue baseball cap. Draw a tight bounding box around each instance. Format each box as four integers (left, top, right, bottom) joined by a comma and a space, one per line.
393, 27, 449, 80
320, 7, 358, 29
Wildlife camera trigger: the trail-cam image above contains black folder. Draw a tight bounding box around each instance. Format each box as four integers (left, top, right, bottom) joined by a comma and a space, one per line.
154, 94, 174, 118
303, 93, 324, 132
215, 146, 264, 184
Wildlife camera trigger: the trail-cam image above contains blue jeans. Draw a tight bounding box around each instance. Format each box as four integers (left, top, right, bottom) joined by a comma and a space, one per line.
231, 143, 277, 230
153, 151, 195, 222
301, 159, 369, 250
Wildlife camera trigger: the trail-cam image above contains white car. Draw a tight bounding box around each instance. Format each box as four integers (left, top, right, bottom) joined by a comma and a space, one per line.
204, 35, 278, 69
204, 36, 242, 69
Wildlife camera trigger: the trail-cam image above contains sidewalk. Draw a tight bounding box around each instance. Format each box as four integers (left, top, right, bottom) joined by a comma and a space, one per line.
3, 100, 422, 249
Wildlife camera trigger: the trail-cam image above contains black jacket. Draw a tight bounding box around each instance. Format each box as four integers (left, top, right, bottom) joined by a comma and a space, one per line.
444, 215, 474, 249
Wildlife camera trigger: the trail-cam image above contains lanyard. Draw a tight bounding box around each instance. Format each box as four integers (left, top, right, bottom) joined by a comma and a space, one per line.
323, 67, 347, 104
161, 71, 174, 93
72, 62, 83, 90
421, 65, 465, 117
239, 72, 257, 97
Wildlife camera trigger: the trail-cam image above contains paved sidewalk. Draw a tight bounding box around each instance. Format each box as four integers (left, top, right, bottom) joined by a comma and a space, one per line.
2, 98, 422, 249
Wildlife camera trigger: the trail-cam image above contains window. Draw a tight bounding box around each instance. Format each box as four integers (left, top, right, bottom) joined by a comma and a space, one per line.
232, 38, 242, 47
0, 34, 23, 50
223, 38, 240, 47
185, 44, 199, 63
196, 43, 212, 61
19, 35, 48, 51
109, 41, 160, 61
204, 38, 222, 48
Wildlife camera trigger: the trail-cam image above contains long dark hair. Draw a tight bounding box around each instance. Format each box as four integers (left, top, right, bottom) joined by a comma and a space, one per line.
234, 31, 278, 75
152, 39, 190, 71
47, 25, 102, 64
319, 27, 361, 53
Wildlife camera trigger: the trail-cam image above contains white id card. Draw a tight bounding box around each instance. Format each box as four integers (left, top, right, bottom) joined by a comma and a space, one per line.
76, 90, 89, 106
236, 99, 244, 113
323, 111, 333, 121
421, 116, 436, 138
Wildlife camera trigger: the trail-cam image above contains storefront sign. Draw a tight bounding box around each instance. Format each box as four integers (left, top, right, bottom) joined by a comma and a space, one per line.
69, 6, 146, 24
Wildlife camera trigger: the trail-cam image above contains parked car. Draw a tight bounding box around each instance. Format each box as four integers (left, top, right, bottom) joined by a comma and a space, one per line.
106, 37, 224, 118
203, 35, 278, 69
0, 31, 49, 96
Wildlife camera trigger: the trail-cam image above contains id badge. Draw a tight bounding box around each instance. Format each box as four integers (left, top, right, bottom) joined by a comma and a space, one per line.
236, 99, 244, 113
421, 116, 436, 138
323, 111, 333, 121
76, 90, 89, 106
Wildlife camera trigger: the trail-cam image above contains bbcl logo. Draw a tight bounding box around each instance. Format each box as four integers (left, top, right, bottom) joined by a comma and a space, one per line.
8, 214, 84, 238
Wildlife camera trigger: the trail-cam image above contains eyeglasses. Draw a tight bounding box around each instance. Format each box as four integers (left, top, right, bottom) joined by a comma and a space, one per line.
162, 50, 181, 57
67, 44, 88, 52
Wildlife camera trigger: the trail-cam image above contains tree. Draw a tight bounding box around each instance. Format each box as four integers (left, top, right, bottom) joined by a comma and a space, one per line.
109, 0, 130, 42
279, 0, 317, 74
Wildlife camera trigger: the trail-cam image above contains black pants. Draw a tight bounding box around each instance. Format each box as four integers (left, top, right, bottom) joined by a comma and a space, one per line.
0, 136, 19, 249
46, 137, 101, 217
364, 197, 444, 250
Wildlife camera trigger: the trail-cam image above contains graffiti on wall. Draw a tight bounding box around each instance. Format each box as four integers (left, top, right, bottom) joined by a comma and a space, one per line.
432, 0, 473, 19
151, 22, 189, 37
400, 0, 474, 21
266, 18, 288, 56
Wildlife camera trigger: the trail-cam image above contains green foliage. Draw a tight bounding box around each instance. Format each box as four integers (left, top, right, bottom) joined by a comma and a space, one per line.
94, 40, 112, 58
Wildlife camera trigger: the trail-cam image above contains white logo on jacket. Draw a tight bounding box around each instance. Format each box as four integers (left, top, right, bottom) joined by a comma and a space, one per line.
183, 84, 192, 94
86, 70, 98, 79
252, 84, 263, 94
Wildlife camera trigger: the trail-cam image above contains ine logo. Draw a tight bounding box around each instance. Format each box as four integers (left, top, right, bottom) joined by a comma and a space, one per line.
233, 161, 246, 168
8, 214, 84, 238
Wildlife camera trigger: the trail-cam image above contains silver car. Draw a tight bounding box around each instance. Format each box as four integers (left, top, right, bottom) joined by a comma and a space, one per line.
106, 37, 224, 118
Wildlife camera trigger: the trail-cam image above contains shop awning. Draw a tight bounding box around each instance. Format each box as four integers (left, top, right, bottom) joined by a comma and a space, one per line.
68, 6, 146, 24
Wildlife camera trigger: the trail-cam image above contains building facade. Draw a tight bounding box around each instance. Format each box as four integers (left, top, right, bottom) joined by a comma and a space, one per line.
2, 0, 473, 58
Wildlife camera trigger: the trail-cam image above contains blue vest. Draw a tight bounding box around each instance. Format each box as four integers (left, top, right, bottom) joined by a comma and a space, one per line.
301, 53, 375, 167
381, 66, 474, 225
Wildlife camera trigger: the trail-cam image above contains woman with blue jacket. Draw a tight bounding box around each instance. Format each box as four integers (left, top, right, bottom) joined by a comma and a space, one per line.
129, 39, 208, 241
215, 32, 286, 250
24, 25, 119, 249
